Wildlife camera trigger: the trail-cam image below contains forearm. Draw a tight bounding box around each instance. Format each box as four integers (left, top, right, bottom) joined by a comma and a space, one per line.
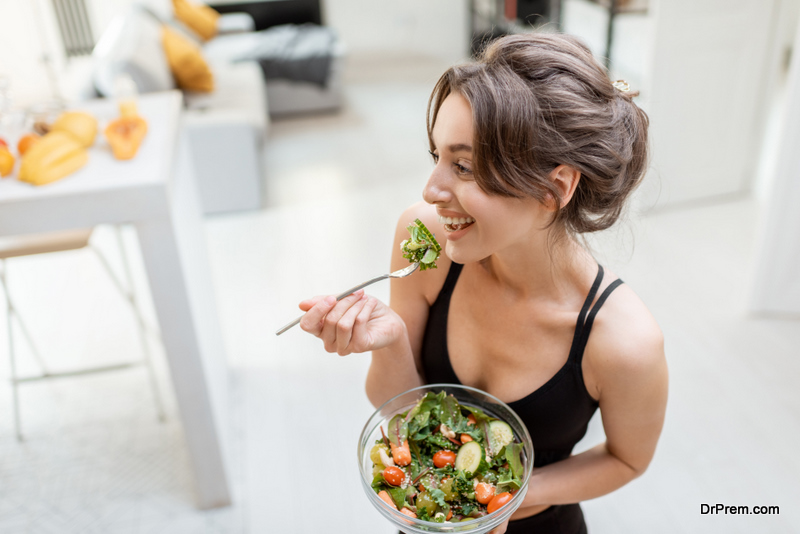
365, 324, 424, 408
521, 442, 642, 508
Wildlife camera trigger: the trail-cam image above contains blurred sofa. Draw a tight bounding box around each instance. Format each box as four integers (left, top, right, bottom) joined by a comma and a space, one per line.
90, 5, 266, 214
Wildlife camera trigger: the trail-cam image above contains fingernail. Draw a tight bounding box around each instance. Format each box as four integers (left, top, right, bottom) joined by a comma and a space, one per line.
324, 296, 336, 305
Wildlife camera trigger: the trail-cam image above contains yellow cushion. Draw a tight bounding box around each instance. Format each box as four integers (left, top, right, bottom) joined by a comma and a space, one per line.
172, 0, 219, 41
161, 26, 215, 93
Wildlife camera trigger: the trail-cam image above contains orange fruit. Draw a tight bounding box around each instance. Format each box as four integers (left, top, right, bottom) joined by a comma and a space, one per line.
17, 133, 41, 155
0, 148, 15, 177
0, 137, 8, 149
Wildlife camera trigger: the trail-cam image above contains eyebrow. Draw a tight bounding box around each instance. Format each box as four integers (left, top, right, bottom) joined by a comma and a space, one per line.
446, 143, 472, 153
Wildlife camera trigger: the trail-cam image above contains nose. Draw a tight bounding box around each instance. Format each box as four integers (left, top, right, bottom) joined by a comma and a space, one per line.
422, 164, 452, 205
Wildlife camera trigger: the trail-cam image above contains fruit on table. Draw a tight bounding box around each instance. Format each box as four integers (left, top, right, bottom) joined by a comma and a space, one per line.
17, 133, 40, 155
119, 98, 139, 119
0, 148, 15, 177
105, 115, 148, 160
50, 111, 97, 147
18, 131, 88, 186
0, 137, 8, 148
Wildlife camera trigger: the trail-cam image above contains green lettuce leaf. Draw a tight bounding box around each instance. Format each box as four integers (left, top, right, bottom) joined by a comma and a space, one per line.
505, 442, 524, 479
436, 394, 463, 429
388, 486, 408, 510
388, 414, 409, 446
429, 488, 447, 509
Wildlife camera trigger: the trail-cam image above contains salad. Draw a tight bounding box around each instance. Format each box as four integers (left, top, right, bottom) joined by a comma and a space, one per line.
369, 391, 525, 523
400, 219, 441, 271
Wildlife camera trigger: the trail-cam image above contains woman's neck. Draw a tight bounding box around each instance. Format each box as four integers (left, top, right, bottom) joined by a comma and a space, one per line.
479, 232, 595, 302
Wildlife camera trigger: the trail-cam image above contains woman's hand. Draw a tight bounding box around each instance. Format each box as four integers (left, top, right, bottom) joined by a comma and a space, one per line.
298, 290, 406, 355
488, 519, 509, 534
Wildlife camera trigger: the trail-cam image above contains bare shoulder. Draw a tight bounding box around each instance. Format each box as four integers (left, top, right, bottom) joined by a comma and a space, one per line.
391, 201, 452, 306
583, 279, 667, 400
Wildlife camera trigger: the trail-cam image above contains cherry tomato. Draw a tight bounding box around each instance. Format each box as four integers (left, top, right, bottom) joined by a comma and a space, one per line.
383, 466, 405, 486
433, 449, 456, 468
487, 492, 513, 514
475, 482, 496, 504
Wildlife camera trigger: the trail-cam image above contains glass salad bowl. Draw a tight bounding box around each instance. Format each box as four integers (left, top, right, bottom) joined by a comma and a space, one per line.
358, 384, 534, 534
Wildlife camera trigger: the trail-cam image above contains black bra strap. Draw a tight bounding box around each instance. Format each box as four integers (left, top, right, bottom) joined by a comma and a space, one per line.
574, 278, 624, 360
567, 265, 604, 362
440, 262, 464, 298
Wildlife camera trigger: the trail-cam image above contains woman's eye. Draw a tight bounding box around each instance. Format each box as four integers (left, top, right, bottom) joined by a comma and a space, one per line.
428, 150, 439, 163
455, 163, 473, 175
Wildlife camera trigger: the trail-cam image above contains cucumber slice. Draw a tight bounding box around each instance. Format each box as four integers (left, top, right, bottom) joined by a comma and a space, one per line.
488, 421, 514, 454
455, 441, 483, 474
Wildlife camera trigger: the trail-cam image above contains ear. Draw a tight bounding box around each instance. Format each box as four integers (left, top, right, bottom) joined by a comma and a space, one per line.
547, 165, 581, 209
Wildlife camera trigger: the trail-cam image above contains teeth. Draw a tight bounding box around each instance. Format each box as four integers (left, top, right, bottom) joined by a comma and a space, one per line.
439, 215, 475, 225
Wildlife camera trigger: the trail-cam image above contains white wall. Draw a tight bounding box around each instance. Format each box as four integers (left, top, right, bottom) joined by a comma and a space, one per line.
0, 0, 62, 106
0, 0, 171, 106
749, 16, 800, 315
639, 0, 781, 209
322, 0, 470, 64
0, 0, 468, 108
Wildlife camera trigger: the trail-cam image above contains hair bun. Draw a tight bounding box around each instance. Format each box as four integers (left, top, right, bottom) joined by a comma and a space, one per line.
427, 33, 650, 235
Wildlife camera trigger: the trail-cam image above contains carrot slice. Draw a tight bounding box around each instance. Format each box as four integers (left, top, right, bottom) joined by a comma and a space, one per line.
378, 490, 396, 510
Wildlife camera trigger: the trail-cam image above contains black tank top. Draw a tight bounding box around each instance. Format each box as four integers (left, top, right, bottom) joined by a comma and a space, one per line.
420, 262, 623, 468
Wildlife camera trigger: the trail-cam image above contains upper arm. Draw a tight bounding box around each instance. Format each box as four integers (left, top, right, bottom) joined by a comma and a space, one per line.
586, 290, 669, 475
388, 202, 450, 376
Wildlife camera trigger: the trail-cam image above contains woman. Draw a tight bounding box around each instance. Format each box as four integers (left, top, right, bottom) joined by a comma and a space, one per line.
299, 33, 668, 534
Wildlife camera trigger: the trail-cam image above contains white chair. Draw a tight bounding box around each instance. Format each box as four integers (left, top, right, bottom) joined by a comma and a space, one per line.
0, 226, 166, 441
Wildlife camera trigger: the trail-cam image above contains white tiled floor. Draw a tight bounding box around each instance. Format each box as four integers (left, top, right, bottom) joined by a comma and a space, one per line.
2, 21, 800, 534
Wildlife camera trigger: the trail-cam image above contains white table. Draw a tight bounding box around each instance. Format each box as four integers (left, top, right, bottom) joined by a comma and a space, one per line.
0, 91, 231, 509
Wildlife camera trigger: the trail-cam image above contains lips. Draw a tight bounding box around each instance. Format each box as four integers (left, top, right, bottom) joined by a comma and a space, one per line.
438, 215, 475, 225
438, 215, 475, 233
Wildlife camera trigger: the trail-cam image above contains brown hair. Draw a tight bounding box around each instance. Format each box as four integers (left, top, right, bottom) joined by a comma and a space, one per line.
427, 33, 649, 235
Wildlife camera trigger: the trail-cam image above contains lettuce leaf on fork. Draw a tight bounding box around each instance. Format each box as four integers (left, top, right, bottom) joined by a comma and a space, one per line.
400, 219, 442, 271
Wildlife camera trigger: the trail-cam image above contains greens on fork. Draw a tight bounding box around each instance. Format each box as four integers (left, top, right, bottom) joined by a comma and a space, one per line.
401, 219, 442, 271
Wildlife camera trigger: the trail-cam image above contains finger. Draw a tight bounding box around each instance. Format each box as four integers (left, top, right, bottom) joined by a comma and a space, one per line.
299, 295, 337, 335
299, 295, 327, 312
320, 290, 365, 351
335, 293, 369, 355
350, 296, 379, 353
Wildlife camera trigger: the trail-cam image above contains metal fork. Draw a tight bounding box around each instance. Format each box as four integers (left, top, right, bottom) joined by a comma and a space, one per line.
275, 262, 420, 335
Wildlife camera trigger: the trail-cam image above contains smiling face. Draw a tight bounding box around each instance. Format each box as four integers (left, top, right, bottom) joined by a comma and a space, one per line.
423, 92, 554, 265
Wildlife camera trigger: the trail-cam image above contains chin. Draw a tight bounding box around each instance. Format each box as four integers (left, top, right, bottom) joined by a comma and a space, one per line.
445, 241, 487, 265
